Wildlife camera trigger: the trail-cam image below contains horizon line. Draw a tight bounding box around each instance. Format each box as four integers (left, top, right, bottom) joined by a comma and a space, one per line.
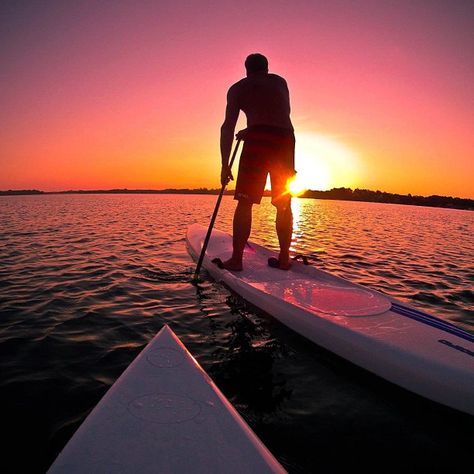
0, 186, 473, 202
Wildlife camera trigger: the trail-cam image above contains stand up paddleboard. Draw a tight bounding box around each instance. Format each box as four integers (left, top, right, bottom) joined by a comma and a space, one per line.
48, 325, 285, 473
187, 224, 474, 415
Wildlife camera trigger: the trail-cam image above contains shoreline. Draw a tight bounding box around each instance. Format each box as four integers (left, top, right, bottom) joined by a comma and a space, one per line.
0, 188, 473, 211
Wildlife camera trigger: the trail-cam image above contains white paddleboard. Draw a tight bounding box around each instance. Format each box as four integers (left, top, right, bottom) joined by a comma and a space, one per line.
48, 325, 285, 473
187, 224, 474, 415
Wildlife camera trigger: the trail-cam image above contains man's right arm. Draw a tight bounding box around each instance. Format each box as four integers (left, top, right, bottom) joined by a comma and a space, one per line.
220, 86, 239, 185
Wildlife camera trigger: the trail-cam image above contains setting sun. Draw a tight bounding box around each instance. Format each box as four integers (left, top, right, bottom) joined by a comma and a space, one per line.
286, 175, 307, 197
293, 132, 361, 191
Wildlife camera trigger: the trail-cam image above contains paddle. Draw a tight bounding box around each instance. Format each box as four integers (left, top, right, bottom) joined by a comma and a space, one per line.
192, 137, 243, 282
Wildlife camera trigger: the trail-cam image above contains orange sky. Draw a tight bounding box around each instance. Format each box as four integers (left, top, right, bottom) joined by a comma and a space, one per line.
1, 1, 473, 198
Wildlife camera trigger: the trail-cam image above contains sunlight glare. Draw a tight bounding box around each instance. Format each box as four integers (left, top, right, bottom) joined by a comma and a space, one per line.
286, 175, 307, 197
295, 132, 360, 190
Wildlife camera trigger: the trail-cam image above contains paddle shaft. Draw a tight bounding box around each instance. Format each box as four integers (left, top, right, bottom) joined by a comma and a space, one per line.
193, 138, 242, 281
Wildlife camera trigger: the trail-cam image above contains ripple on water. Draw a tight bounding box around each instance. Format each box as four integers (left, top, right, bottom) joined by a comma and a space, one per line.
0, 194, 473, 473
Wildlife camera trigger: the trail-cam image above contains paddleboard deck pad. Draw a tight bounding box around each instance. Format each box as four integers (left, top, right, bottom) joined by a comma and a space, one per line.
48, 325, 285, 473
187, 224, 474, 415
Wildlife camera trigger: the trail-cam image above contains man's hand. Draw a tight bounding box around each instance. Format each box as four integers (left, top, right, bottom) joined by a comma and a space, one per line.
235, 128, 248, 141
220, 165, 234, 187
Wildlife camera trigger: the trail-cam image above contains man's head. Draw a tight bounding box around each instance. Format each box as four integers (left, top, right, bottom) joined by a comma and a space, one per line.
245, 53, 268, 75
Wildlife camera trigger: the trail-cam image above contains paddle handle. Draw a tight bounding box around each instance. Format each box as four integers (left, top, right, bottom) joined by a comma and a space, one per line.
193, 138, 242, 281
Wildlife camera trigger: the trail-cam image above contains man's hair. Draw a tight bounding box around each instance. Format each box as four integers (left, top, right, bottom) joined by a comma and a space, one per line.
245, 53, 268, 74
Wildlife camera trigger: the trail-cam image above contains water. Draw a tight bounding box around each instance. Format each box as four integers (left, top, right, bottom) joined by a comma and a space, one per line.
0, 194, 473, 473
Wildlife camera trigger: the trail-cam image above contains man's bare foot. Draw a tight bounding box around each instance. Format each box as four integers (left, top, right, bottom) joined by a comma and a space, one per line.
222, 258, 243, 271
268, 257, 291, 270
212, 257, 243, 271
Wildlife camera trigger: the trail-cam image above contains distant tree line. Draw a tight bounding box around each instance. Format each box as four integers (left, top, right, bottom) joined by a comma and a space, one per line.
0, 189, 45, 195
300, 187, 474, 210
0, 188, 223, 195
1, 187, 472, 210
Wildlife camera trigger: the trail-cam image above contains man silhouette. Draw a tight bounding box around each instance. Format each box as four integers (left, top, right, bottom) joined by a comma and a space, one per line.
218, 53, 295, 271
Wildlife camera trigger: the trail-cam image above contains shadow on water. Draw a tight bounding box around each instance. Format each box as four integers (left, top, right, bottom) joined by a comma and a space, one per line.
191, 275, 291, 411
209, 295, 292, 420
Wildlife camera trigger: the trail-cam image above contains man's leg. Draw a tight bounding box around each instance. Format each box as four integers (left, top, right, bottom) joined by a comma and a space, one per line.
222, 199, 253, 271
275, 201, 293, 270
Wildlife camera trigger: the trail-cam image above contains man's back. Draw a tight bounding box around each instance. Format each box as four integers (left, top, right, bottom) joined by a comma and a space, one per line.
228, 72, 293, 131
218, 54, 295, 272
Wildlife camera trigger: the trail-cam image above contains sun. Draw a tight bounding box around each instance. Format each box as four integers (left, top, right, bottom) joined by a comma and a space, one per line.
292, 132, 360, 192
286, 175, 308, 197
284, 155, 332, 197
267, 132, 360, 197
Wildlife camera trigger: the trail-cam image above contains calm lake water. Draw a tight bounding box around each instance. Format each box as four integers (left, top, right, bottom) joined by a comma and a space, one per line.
0, 194, 473, 473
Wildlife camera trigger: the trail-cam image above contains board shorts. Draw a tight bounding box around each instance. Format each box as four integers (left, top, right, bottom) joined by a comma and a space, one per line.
234, 125, 296, 208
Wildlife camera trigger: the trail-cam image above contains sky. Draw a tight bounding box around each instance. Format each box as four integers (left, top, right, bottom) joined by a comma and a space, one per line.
1, 0, 473, 197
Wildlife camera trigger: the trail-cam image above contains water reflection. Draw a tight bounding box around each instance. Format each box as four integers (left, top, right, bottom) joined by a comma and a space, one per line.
0, 194, 473, 473
289, 198, 302, 253
253, 197, 473, 331
209, 294, 291, 418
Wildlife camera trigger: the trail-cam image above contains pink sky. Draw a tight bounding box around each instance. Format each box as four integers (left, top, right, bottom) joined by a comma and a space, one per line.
1, 0, 473, 197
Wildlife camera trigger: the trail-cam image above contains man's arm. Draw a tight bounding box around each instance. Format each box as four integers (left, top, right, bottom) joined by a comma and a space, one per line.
220, 87, 239, 185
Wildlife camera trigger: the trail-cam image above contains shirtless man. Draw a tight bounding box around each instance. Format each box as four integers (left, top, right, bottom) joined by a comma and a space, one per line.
218, 53, 295, 271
